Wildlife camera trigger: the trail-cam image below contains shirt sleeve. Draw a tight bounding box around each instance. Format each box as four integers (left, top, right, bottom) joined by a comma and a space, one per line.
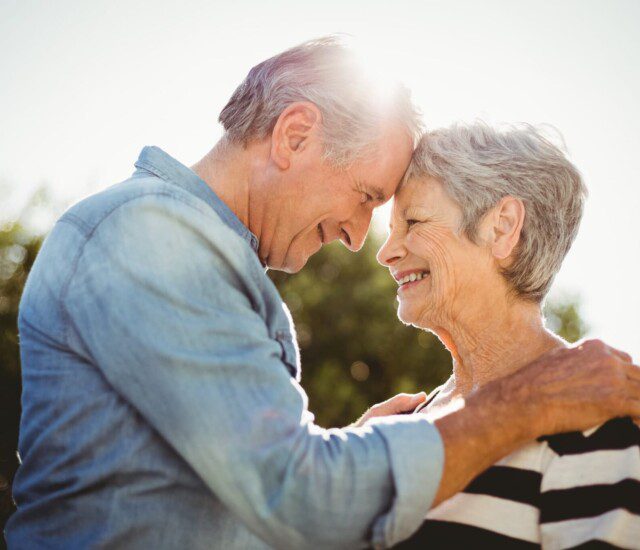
62, 194, 444, 549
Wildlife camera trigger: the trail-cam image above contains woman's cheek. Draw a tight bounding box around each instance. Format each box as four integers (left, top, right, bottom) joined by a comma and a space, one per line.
407, 226, 442, 259
409, 228, 454, 282
405, 230, 429, 258
421, 231, 464, 320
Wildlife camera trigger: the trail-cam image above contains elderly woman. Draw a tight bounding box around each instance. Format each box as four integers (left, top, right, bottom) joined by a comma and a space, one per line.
377, 123, 640, 549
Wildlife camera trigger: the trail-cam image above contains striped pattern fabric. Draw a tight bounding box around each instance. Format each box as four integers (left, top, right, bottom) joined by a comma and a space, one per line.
395, 417, 640, 549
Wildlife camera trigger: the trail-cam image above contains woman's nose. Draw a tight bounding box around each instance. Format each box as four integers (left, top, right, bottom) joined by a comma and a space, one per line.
376, 233, 403, 266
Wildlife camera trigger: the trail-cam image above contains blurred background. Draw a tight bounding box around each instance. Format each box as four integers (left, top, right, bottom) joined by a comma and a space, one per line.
1, 0, 637, 539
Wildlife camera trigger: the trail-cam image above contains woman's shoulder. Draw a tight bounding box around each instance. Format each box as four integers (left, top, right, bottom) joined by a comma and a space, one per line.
539, 416, 640, 456
492, 417, 640, 480
535, 417, 640, 546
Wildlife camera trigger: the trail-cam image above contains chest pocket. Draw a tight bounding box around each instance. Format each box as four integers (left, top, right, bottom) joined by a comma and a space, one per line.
275, 329, 301, 381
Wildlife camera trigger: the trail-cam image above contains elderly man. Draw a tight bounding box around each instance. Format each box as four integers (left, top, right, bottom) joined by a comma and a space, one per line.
6, 37, 639, 549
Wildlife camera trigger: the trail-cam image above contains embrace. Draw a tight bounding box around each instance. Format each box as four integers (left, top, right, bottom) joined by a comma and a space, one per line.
6, 38, 640, 549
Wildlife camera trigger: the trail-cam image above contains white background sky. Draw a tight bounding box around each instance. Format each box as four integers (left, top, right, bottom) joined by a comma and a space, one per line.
1, 0, 638, 359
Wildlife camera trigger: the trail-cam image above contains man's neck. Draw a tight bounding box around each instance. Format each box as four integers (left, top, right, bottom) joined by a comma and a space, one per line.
191, 139, 264, 241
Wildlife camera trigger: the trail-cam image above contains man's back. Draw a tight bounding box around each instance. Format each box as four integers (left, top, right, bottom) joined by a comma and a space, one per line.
7, 148, 276, 548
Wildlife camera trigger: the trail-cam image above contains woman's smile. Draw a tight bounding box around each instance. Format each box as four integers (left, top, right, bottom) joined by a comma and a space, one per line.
395, 269, 431, 293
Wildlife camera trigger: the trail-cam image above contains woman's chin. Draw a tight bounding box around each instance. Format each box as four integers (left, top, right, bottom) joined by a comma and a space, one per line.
397, 304, 430, 329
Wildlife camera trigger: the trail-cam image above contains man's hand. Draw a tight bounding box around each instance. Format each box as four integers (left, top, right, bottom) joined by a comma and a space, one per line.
431, 339, 639, 507
350, 392, 427, 428
498, 339, 639, 436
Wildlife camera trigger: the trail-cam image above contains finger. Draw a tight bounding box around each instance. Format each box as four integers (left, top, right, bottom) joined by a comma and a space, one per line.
390, 392, 426, 413
626, 394, 640, 419
578, 338, 604, 351
391, 392, 425, 404
610, 346, 633, 364
403, 392, 428, 413
624, 363, 640, 384
407, 392, 427, 407
383, 393, 410, 405
622, 367, 640, 408
579, 338, 632, 363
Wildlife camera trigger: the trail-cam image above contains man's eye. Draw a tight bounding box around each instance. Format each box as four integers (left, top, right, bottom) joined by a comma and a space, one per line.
361, 192, 373, 204
406, 219, 419, 227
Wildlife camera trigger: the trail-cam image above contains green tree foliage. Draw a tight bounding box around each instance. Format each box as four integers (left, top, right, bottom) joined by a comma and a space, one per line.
544, 299, 588, 344
0, 216, 42, 530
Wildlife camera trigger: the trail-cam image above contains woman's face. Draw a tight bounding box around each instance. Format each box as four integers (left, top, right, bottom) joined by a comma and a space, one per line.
377, 176, 498, 329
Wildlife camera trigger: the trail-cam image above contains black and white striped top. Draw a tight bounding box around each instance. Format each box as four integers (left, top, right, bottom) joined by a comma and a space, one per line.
395, 415, 640, 549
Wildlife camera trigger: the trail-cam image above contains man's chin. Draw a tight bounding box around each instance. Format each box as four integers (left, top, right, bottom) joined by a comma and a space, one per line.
286, 256, 310, 274
268, 254, 309, 274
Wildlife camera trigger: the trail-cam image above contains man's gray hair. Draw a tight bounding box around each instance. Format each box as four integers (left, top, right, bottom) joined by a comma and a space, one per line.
407, 122, 587, 302
219, 36, 422, 167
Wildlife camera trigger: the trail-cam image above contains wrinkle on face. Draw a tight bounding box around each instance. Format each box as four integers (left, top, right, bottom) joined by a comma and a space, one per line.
386, 176, 495, 331
268, 123, 413, 272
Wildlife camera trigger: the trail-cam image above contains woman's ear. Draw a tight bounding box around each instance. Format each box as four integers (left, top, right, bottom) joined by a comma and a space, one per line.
270, 102, 321, 170
490, 196, 525, 262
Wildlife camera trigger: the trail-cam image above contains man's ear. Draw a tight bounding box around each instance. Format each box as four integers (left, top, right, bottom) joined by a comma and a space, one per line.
489, 196, 526, 262
270, 102, 321, 170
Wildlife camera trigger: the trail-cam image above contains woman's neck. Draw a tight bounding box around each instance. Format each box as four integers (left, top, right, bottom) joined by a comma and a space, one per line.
434, 298, 566, 399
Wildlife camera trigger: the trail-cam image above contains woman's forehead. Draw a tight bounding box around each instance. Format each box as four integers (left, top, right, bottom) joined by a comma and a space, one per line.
393, 177, 436, 210
392, 175, 463, 223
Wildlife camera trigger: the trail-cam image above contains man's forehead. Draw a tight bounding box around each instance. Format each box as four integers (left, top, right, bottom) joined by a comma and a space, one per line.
358, 132, 413, 199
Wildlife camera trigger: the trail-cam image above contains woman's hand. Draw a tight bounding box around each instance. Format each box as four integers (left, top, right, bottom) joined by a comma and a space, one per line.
350, 392, 427, 428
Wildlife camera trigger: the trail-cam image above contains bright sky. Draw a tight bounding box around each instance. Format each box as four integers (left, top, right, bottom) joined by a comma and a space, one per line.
1, 0, 638, 359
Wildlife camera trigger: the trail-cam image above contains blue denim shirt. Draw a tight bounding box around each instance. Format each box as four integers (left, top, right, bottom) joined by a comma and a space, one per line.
6, 147, 443, 549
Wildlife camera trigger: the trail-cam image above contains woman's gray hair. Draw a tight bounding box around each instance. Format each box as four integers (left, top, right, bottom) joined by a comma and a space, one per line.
407, 122, 587, 302
218, 36, 422, 167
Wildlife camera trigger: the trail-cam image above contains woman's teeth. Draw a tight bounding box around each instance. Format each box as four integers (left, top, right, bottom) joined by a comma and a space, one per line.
398, 271, 429, 286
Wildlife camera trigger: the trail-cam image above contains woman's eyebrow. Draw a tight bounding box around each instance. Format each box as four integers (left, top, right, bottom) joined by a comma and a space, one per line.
402, 206, 417, 219
388, 204, 426, 231
403, 205, 430, 217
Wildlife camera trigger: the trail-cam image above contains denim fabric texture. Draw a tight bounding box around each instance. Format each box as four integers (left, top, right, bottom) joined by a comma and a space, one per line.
5, 147, 443, 549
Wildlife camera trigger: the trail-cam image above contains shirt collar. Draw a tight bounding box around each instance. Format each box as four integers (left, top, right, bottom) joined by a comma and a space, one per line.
134, 146, 259, 254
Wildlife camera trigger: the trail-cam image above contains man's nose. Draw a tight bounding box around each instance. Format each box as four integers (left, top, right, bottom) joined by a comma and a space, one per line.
341, 209, 373, 252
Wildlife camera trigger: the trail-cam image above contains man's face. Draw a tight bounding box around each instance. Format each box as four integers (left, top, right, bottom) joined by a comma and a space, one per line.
264, 124, 414, 273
